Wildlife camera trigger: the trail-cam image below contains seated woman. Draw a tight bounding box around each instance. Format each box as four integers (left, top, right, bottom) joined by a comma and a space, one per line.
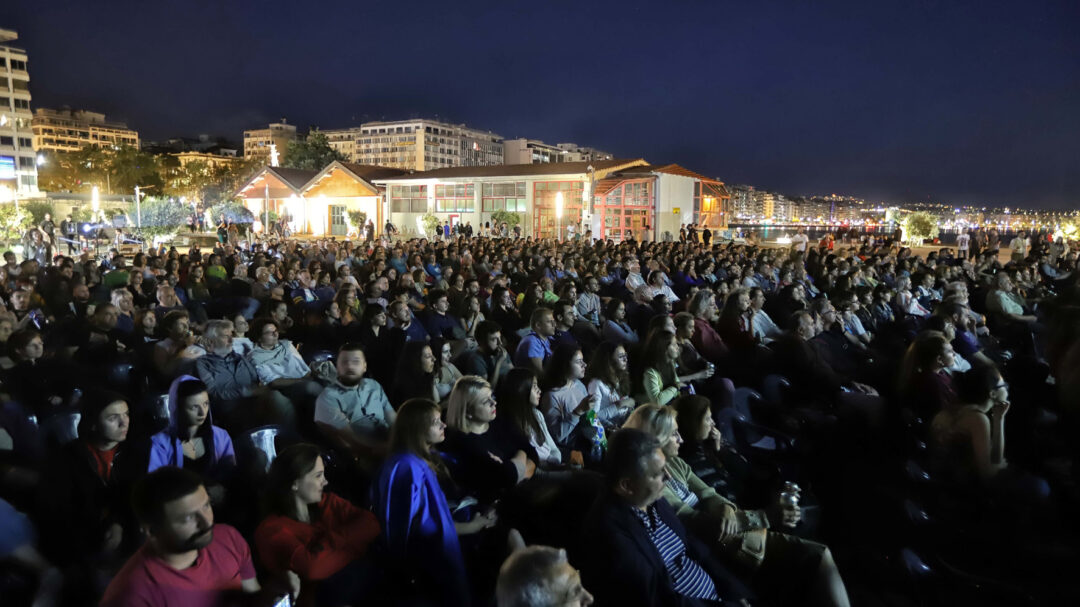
37, 389, 141, 602
898, 331, 958, 421
601, 299, 639, 346
624, 404, 850, 607
433, 338, 464, 404
930, 364, 1049, 501
255, 444, 381, 607
637, 330, 712, 406
390, 341, 440, 407
443, 376, 536, 504
492, 368, 562, 468
541, 344, 598, 446
355, 303, 395, 386
372, 399, 496, 606
673, 394, 752, 504
584, 342, 636, 428
147, 376, 236, 502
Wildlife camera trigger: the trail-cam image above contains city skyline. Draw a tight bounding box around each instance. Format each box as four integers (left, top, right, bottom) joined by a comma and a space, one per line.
3, 0, 1078, 209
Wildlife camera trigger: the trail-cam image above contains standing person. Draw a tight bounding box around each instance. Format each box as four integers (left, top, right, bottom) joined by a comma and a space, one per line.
1009, 231, 1029, 263
956, 230, 970, 260
101, 467, 261, 606
216, 215, 229, 244
384, 219, 396, 241
791, 227, 809, 254
566, 221, 576, 242
443, 221, 451, 241
365, 220, 375, 243
702, 226, 712, 247
61, 214, 78, 254
39, 213, 56, 250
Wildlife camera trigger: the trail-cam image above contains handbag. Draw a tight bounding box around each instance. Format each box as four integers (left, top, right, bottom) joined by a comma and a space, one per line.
719, 509, 770, 569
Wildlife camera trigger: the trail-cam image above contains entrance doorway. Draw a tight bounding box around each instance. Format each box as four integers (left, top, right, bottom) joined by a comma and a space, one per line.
329, 205, 347, 236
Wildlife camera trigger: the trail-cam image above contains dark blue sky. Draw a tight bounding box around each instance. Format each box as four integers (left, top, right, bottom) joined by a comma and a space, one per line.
4, 0, 1078, 208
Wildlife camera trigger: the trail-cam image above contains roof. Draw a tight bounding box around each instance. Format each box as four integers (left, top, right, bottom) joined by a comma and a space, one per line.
234, 166, 318, 197
376, 158, 647, 181
301, 161, 410, 194
337, 162, 410, 182
615, 163, 723, 183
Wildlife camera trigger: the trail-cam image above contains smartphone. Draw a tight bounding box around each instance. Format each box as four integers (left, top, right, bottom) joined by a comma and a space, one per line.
271, 594, 293, 607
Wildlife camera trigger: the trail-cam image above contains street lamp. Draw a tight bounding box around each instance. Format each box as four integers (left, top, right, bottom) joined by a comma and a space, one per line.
555, 192, 564, 241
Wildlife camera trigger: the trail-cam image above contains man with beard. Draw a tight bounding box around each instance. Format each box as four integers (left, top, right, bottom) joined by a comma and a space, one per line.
315, 343, 395, 458
102, 467, 260, 606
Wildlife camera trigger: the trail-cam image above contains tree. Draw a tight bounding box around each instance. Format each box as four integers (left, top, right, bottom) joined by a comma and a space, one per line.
108, 145, 163, 194
421, 213, 441, 238
901, 211, 940, 245
281, 129, 345, 171
490, 209, 521, 228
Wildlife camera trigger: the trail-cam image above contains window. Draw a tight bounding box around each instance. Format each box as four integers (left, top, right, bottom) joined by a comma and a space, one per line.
18, 137, 31, 147
0, 58, 5, 68
0, 136, 12, 146
390, 184, 427, 213
0, 77, 7, 89
20, 175, 36, 187
11, 79, 29, 91
11, 60, 26, 71
18, 155, 34, 168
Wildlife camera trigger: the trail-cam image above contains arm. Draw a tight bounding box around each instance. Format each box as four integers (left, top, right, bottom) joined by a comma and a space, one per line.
643, 368, 679, 406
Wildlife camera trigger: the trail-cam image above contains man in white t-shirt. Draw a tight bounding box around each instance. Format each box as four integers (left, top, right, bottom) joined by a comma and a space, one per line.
956, 232, 970, 259
791, 228, 809, 254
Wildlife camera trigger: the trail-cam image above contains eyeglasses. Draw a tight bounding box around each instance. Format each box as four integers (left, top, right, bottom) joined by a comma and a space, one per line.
994, 382, 1009, 390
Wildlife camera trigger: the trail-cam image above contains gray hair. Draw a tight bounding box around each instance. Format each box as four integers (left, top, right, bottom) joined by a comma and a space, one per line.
203, 319, 234, 345
496, 546, 572, 607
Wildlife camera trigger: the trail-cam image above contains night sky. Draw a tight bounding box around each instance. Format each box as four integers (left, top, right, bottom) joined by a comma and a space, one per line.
3, 0, 1078, 208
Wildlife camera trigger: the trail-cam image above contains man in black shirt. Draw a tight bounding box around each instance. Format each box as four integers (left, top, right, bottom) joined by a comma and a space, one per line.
455, 320, 510, 388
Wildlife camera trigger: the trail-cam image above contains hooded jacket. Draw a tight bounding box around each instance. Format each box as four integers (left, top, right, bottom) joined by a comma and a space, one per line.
148, 375, 236, 476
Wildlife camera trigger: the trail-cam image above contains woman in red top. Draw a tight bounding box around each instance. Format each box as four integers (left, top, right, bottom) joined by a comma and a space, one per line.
255, 443, 381, 606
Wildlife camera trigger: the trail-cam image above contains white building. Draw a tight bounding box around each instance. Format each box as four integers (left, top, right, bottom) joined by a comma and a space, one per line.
554, 142, 613, 163
324, 118, 503, 171
0, 28, 38, 196
502, 138, 566, 164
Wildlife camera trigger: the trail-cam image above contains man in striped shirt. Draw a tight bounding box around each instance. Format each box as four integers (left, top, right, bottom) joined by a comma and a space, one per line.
579, 429, 748, 606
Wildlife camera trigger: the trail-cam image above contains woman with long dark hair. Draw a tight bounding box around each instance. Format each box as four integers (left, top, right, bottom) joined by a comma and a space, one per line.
584, 342, 636, 427
541, 344, 598, 446
372, 399, 493, 606
255, 444, 381, 607
492, 368, 562, 467
356, 303, 394, 385
391, 341, 439, 407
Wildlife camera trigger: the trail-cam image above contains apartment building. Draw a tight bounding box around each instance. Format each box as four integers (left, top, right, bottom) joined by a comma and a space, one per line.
32, 108, 140, 153
243, 121, 297, 162
324, 119, 503, 171
0, 28, 37, 195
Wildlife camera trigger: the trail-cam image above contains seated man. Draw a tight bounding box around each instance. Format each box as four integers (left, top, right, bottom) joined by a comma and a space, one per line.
388, 299, 430, 343
246, 318, 323, 409
497, 545, 594, 607
421, 289, 461, 341
102, 467, 261, 606
314, 343, 396, 457
289, 269, 322, 309
455, 320, 511, 388
579, 428, 748, 607
196, 319, 295, 430
514, 307, 556, 374
552, 299, 580, 351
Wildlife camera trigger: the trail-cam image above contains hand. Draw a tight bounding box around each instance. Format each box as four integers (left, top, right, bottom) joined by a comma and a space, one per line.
476, 509, 498, 530
574, 393, 598, 415
285, 570, 301, 600
717, 504, 739, 541
991, 400, 1010, 418
487, 451, 504, 464
709, 427, 724, 451
102, 522, 123, 553
852, 382, 878, 396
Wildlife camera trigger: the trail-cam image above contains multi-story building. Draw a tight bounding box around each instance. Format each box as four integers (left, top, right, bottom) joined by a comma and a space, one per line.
32, 108, 140, 154
503, 139, 566, 164
554, 142, 613, 163
0, 28, 38, 195
243, 121, 297, 162
337, 118, 503, 171
322, 127, 363, 161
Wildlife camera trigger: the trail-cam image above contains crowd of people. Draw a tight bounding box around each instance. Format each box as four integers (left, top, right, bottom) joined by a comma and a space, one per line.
0, 223, 1078, 606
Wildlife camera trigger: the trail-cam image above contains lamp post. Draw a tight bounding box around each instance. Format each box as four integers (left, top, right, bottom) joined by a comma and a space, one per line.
555, 192, 564, 242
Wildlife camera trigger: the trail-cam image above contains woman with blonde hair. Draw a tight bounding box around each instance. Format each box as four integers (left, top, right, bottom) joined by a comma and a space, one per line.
622, 404, 850, 607
443, 376, 536, 504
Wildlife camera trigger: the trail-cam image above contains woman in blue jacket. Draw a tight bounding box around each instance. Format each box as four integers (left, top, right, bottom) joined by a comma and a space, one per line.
372, 398, 496, 606
148, 375, 236, 501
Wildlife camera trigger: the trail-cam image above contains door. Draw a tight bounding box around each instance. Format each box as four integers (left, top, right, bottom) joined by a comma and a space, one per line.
329, 205, 347, 236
